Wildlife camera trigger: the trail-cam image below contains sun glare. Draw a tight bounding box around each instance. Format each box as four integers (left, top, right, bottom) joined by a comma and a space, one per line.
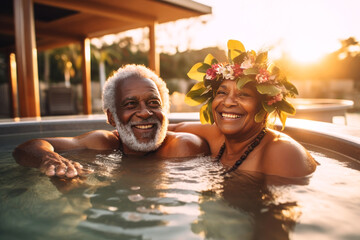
285, 38, 339, 64
288, 46, 325, 64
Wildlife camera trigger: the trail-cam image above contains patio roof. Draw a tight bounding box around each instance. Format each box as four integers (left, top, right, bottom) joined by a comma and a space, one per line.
1, 0, 211, 118
1, 0, 211, 51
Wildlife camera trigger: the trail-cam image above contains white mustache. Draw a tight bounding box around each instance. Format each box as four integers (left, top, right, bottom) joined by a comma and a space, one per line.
129, 117, 158, 126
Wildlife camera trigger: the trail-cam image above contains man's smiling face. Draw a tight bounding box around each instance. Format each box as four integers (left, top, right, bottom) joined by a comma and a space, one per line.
112, 76, 167, 152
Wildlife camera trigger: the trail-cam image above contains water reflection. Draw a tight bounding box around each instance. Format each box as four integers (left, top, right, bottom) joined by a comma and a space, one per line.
192, 171, 307, 240
3, 147, 359, 239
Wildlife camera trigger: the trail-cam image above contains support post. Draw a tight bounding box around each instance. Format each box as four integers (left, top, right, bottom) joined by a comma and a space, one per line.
81, 37, 92, 114
9, 53, 19, 118
148, 21, 160, 75
13, 0, 40, 117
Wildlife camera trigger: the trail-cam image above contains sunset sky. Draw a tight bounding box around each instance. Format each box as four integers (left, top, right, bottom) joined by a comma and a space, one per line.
187, 0, 360, 63
95, 0, 360, 65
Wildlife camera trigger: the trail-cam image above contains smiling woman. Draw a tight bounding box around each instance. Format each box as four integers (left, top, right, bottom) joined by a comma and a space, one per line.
170, 39, 317, 177
212, 81, 262, 137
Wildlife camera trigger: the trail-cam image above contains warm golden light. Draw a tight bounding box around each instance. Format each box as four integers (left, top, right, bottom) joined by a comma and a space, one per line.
190, 0, 359, 66
288, 43, 326, 64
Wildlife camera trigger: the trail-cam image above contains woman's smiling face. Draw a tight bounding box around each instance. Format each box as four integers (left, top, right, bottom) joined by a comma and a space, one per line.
212, 80, 263, 137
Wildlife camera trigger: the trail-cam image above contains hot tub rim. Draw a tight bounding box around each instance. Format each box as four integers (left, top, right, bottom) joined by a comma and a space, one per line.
0, 114, 359, 161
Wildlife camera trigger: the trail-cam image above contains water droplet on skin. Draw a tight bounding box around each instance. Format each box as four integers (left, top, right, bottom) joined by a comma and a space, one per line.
108, 206, 118, 211
115, 189, 128, 194
107, 197, 120, 201
136, 206, 163, 215
128, 194, 144, 202
121, 212, 142, 222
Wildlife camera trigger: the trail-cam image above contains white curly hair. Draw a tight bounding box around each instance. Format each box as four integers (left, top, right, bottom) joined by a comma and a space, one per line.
102, 64, 170, 115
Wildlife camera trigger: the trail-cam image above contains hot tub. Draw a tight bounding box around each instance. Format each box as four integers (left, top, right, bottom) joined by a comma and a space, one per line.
0, 114, 359, 239
289, 98, 354, 123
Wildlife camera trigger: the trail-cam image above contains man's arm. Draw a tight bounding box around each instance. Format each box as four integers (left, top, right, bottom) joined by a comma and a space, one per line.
13, 130, 119, 178
168, 122, 207, 136
159, 131, 210, 158
168, 122, 224, 155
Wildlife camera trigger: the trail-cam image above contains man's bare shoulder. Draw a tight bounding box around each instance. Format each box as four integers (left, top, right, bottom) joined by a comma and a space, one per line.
158, 131, 210, 158
261, 129, 317, 177
74, 130, 120, 150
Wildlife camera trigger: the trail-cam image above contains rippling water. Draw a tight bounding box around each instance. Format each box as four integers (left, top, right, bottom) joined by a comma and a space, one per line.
0, 144, 359, 240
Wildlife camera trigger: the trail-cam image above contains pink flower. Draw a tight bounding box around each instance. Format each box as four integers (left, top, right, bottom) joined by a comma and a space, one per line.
256, 69, 271, 83
267, 93, 283, 105
232, 64, 243, 78
205, 64, 219, 80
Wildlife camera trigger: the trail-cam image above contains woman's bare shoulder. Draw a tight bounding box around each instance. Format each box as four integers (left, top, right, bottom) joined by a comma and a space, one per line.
261, 129, 317, 177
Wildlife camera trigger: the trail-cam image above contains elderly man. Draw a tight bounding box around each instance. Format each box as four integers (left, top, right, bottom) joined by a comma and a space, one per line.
13, 65, 209, 178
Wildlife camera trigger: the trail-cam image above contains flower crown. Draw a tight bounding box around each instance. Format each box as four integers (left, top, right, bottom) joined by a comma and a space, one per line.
185, 40, 298, 129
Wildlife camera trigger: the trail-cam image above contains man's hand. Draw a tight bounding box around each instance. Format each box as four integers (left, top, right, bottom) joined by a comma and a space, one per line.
13, 138, 91, 179
39, 151, 84, 178
13, 131, 117, 179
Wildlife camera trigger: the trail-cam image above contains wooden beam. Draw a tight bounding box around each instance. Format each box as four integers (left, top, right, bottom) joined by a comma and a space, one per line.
81, 38, 92, 114
33, 0, 155, 24
148, 21, 160, 76
14, 0, 40, 117
9, 53, 19, 118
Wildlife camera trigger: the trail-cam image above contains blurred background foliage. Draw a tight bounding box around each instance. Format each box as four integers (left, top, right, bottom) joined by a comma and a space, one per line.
0, 35, 359, 113
1, 36, 359, 88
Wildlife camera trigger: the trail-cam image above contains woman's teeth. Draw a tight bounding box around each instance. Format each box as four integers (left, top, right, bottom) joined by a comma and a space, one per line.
222, 113, 241, 119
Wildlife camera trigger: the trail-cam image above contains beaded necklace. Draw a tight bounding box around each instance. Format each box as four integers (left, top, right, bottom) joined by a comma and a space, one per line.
216, 128, 267, 175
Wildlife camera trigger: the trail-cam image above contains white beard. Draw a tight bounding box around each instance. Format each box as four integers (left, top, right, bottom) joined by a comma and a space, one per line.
113, 114, 168, 152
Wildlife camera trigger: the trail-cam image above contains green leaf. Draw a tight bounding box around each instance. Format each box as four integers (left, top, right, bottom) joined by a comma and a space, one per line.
256, 84, 282, 96
232, 52, 247, 65
267, 64, 279, 75
276, 99, 296, 115
200, 100, 213, 124
255, 52, 268, 64
197, 63, 211, 74
228, 40, 245, 62
243, 68, 259, 75
255, 109, 267, 123
262, 101, 276, 113
208, 100, 214, 124
204, 54, 218, 66
236, 76, 253, 89
185, 82, 211, 106
269, 65, 287, 82
283, 81, 299, 95
187, 63, 208, 81
278, 110, 287, 130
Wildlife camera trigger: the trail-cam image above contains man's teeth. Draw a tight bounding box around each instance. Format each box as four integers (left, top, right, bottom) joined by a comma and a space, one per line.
222, 113, 241, 119
134, 124, 153, 129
